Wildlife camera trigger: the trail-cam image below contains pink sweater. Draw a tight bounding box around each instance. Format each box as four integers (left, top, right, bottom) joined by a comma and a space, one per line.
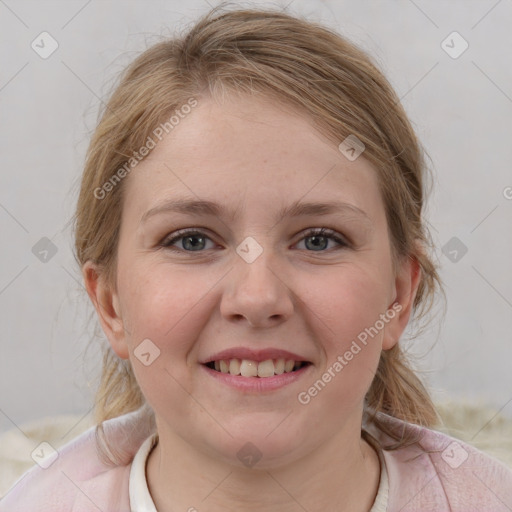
1, 406, 512, 511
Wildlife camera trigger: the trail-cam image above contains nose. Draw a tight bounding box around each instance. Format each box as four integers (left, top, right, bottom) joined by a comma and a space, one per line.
220, 248, 294, 329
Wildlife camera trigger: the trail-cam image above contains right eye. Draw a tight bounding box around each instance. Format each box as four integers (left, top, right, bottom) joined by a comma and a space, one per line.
160, 229, 217, 252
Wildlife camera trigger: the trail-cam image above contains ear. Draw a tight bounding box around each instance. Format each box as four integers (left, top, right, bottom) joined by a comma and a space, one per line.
82, 261, 129, 359
381, 251, 422, 351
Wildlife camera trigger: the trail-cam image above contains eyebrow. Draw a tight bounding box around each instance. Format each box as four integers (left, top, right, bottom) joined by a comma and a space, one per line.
140, 197, 372, 225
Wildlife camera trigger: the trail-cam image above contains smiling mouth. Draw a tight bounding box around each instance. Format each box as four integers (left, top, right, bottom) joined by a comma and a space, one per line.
204, 358, 311, 378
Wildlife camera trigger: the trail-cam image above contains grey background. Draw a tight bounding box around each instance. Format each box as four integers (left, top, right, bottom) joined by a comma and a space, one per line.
1, 0, 511, 434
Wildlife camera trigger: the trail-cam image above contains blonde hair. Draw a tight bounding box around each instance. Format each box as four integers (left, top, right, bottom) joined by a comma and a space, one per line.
74, 4, 443, 459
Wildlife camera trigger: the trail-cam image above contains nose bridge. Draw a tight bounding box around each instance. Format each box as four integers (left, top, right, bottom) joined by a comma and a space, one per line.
220, 234, 293, 327
235, 235, 282, 298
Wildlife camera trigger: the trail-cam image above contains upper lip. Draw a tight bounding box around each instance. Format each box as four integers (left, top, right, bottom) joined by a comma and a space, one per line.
200, 348, 310, 364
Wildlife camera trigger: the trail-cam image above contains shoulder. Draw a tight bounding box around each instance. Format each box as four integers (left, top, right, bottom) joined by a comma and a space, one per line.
369, 412, 512, 511
0, 405, 155, 512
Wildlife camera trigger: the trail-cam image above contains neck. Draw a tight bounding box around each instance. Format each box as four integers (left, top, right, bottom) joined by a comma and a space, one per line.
146, 419, 381, 512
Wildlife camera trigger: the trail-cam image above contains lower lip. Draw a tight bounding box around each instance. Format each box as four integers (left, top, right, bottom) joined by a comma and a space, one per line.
201, 364, 312, 392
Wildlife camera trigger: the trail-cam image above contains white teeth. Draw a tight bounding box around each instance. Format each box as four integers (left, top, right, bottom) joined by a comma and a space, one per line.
240, 359, 258, 377
257, 359, 275, 378
210, 358, 304, 377
284, 360, 295, 372
274, 358, 285, 375
229, 358, 241, 375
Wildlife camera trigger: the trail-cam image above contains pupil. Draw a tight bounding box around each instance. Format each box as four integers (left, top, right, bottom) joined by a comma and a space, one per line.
184, 235, 204, 251
307, 236, 327, 251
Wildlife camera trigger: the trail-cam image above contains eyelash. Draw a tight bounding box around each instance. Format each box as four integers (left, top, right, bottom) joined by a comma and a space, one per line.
159, 227, 349, 253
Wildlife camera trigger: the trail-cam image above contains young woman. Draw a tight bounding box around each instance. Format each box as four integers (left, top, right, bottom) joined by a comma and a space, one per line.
2, 6, 511, 511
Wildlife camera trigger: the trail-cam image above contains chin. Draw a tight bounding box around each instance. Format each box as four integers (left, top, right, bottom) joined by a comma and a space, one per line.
198, 417, 312, 470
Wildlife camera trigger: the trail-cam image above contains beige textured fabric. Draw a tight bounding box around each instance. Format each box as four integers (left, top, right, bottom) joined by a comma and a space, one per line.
434, 400, 512, 468
0, 414, 94, 498
1, 401, 511, 499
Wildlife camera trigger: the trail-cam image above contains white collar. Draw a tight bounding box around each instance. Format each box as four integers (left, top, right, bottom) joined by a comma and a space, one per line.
129, 432, 388, 511
129, 432, 159, 512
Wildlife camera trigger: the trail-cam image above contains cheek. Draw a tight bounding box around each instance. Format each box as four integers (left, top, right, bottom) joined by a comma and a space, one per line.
301, 264, 391, 403
118, 262, 210, 411
118, 259, 207, 340
116, 259, 219, 404
310, 263, 392, 345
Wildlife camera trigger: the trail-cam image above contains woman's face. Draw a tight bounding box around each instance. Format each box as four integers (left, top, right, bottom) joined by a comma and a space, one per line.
86, 94, 418, 468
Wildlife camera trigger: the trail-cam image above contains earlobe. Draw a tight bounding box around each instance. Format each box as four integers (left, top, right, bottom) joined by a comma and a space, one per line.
82, 261, 130, 359
382, 254, 422, 351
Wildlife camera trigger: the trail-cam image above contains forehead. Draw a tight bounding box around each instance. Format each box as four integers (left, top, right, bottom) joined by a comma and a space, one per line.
121, 94, 384, 226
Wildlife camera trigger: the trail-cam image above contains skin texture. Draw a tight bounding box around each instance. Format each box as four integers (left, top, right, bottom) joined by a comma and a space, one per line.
84, 93, 421, 512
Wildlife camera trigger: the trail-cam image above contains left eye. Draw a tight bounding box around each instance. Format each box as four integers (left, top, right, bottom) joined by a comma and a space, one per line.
160, 228, 348, 253
296, 228, 348, 251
